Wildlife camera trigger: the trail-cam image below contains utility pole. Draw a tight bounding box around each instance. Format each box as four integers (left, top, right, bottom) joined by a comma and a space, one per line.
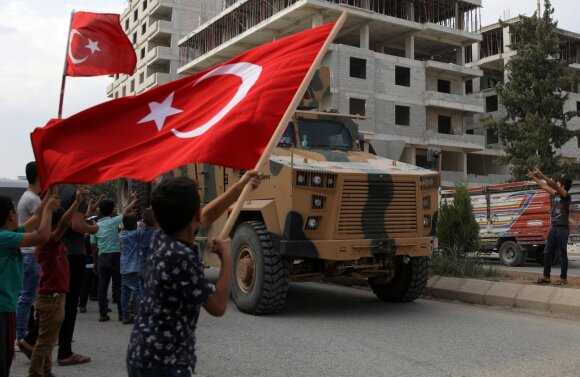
537, 0, 541, 15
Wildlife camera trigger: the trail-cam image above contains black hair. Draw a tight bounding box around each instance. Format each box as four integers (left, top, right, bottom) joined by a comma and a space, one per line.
142, 208, 155, 227
558, 177, 572, 192
52, 208, 65, 227
0, 195, 15, 227
123, 214, 138, 231
25, 161, 38, 185
99, 198, 115, 217
151, 177, 200, 235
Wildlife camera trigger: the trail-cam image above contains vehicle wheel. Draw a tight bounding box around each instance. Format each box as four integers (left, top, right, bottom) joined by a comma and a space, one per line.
117, 178, 151, 215
231, 221, 289, 314
498, 241, 524, 267
369, 256, 430, 302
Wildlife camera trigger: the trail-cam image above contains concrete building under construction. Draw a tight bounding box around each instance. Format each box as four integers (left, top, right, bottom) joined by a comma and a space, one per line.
108, 1, 580, 186
177, 0, 487, 187
106, 0, 224, 98
466, 17, 580, 175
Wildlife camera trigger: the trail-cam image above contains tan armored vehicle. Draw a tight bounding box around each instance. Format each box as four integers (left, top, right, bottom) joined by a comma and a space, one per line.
119, 111, 439, 314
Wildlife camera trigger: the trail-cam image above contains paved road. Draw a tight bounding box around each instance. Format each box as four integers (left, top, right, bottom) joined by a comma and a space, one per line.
11, 282, 580, 377
482, 250, 580, 276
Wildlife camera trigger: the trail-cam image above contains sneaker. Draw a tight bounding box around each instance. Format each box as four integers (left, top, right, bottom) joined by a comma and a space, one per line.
79, 307, 87, 313
122, 318, 134, 325
98, 315, 110, 322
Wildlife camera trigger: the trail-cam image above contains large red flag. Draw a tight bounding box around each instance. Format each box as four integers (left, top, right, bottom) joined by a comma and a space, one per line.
32, 22, 335, 190
66, 11, 136, 77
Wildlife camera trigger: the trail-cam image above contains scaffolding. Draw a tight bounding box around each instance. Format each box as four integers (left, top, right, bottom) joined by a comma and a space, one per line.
180, 0, 481, 66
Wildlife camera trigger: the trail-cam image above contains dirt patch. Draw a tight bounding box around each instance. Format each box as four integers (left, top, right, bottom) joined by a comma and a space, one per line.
496, 270, 580, 289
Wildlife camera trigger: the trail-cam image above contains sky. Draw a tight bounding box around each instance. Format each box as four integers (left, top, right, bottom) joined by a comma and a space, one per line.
0, 0, 578, 179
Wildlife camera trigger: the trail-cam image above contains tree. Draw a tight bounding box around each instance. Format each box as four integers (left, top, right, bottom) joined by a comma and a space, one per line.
437, 185, 480, 255
486, 0, 579, 180
87, 180, 117, 202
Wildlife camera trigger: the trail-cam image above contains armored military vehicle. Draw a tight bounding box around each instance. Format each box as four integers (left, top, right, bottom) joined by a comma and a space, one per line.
119, 109, 439, 314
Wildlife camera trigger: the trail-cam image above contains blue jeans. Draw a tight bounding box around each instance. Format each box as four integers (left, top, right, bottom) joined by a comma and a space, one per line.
121, 272, 141, 321
543, 226, 569, 279
127, 364, 191, 377
16, 252, 40, 340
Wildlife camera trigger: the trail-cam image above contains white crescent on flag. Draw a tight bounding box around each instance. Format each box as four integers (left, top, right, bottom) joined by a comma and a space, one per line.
68, 29, 88, 64
171, 62, 262, 139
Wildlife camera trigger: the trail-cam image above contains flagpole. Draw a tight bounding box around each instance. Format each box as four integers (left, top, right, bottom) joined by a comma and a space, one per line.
219, 11, 348, 240
58, 10, 75, 118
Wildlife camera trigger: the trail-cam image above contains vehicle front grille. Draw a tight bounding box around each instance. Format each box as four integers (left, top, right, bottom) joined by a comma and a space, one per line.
337, 176, 418, 237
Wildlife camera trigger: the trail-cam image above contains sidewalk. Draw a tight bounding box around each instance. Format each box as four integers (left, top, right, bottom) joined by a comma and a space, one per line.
424, 275, 580, 319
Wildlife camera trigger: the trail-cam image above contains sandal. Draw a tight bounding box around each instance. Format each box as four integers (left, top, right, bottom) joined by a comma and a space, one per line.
57, 352, 91, 366
534, 277, 551, 284
553, 279, 568, 286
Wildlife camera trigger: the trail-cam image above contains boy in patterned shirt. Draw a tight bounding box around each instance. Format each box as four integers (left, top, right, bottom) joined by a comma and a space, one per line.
127, 172, 261, 377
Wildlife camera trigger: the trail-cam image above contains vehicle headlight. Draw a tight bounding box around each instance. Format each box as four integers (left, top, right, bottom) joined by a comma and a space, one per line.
421, 176, 437, 188
327, 177, 334, 186
312, 175, 322, 186
297, 174, 305, 184
307, 218, 317, 228
314, 198, 322, 207
423, 215, 431, 227
423, 196, 431, 208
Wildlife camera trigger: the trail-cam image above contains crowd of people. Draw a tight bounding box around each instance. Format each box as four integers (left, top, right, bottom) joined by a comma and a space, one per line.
0, 160, 262, 377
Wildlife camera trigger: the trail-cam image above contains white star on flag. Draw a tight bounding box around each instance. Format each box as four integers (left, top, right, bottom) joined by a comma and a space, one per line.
85, 39, 101, 54
138, 92, 183, 131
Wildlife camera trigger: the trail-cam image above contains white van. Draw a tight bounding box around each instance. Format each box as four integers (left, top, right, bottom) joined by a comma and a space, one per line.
0, 179, 28, 207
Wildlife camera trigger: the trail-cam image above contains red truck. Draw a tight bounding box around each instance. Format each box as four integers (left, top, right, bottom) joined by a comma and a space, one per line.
441, 181, 580, 267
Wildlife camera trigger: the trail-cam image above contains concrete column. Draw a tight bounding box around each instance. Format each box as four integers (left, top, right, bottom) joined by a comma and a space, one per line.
456, 46, 465, 66
461, 152, 467, 178
405, 33, 414, 60
503, 57, 510, 84
408, 146, 417, 165
405, 0, 415, 21
360, 23, 369, 50
471, 42, 481, 92
312, 12, 323, 28
502, 26, 510, 53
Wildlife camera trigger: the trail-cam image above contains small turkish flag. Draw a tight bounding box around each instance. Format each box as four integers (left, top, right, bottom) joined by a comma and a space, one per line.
66, 11, 136, 77
32, 22, 336, 190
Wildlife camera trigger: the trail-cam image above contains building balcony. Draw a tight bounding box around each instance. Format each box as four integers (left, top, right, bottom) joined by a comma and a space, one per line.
149, 0, 173, 18
146, 46, 172, 65
144, 72, 171, 89
424, 91, 484, 113
425, 60, 482, 80
106, 83, 114, 98
423, 129, 485, 151
146, 19, 172, 42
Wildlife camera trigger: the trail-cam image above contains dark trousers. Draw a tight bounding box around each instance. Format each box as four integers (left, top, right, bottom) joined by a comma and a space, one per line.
57, 254, 85, 360
98, 253, 122, 318
543, 226, 570, 279
0, 312, 15, 377
79, 268, 98, 308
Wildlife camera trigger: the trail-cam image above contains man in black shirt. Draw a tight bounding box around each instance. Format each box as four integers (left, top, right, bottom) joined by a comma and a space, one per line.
527, 167, 571, 285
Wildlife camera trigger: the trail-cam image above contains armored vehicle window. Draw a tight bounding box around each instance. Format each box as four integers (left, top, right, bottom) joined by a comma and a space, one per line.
277, 123, 296, 147
298, 119, 353, 150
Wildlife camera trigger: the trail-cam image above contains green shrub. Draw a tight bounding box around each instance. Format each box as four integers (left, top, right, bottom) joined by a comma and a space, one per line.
433, 185, 501, 279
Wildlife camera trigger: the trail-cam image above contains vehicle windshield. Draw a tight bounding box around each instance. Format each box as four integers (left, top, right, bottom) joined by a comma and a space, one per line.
277, 123, 296, 147
298, 119, 353, 150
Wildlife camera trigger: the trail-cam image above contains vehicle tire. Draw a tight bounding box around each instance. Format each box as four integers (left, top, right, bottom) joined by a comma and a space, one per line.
498, 241, 525, 267
117, 178, 151, 215
369, 256, 430, 302
231, 221, 289, 314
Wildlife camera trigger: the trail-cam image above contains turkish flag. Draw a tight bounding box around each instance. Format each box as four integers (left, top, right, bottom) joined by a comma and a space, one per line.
32, 22, 336, 190
66, 11, 136, 77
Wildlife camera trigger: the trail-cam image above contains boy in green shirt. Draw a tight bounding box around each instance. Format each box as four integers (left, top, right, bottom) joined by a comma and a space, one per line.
0, 189, 59, 377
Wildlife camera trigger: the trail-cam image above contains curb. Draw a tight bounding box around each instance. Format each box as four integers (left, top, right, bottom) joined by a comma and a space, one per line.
424, 276, 580, 318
